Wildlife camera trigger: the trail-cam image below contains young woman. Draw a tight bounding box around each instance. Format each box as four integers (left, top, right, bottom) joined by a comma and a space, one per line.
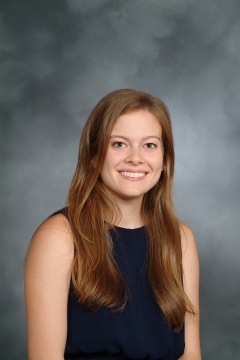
24, 89, 201, 360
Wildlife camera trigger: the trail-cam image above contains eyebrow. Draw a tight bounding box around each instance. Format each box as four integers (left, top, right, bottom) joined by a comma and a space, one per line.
110, 135, 161, 141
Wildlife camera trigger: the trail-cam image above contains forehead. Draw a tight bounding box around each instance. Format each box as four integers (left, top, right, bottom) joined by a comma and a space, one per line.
111, 109, 162, 135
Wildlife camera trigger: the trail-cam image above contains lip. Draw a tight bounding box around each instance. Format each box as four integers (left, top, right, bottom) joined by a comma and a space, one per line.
118, 169, 149, 173
118, 170, 148, 180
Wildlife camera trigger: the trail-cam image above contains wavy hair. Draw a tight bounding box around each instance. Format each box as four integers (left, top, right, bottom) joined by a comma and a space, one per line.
67, 89, 195, 332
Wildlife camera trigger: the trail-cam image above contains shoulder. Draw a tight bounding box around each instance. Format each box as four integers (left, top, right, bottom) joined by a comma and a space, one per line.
25, 213, 74, 311
26, 213, 74, 269
178, 223, 201, 358
179, 222, 200, 298
35, 212, 72, 235
179, 222, 198, 258
25, 213, 73, 358
32, 213, 72, 245
179, 222, 199, 292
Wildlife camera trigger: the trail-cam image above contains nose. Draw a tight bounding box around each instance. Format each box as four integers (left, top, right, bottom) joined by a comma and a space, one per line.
124, 146, 144, 165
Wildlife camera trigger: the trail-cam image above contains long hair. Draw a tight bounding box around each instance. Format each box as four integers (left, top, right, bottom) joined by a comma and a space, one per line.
67, 89, 195, 332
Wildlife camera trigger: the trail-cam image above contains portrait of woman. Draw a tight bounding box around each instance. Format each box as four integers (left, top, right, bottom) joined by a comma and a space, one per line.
24, 89, 201, 360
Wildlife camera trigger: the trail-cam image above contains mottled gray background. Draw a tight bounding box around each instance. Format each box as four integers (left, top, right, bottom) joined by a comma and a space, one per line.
1, 0, 240, 359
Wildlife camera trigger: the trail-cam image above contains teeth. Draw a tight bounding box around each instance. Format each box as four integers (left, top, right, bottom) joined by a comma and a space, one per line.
121, 172, 145, 178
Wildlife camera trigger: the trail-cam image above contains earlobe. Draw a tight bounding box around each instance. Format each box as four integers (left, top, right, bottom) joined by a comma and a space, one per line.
91, 157, 97, 168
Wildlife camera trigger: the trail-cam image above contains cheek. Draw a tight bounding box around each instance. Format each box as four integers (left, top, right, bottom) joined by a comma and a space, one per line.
101, 154, 117, 175
102, 151, 113, 167
105, 150, 124, 166
150, 153, 164, 168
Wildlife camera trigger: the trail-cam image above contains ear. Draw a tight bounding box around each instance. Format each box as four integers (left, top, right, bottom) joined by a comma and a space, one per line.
91, 157, 98, 168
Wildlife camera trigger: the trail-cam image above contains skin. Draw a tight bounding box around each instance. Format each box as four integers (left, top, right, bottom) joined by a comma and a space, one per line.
24, 214, 73, 360
24, 109, 201, 359
100, 109, 164, 228
179, 224, 201, 360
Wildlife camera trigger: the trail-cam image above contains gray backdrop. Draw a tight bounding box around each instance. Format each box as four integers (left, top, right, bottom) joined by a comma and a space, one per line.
1, 0, 240, 359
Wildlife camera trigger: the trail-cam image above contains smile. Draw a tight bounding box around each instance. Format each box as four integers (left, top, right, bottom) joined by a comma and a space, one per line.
120, 172, 146, 178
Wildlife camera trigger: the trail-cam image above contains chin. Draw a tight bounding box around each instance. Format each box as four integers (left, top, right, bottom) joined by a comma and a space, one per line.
118, 192, 145, 200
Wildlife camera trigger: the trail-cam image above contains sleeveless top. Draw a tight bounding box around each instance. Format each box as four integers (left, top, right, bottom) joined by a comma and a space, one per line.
52, 209, 184, 360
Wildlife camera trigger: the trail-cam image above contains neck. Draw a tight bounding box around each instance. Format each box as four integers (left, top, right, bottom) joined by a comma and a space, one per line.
114, 198, 143, 229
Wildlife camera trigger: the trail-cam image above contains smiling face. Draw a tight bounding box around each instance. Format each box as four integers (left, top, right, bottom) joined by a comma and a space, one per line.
100, 109, 164, 205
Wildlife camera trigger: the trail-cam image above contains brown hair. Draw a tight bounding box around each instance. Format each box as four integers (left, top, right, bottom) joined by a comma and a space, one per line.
67, 89, 195, 332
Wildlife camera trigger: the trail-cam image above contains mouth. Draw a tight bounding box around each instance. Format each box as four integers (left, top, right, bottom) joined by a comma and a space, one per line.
119, 171, 146, 178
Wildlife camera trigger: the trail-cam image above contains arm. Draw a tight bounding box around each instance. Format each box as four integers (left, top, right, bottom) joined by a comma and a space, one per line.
24, 214, 74, 360
179, 223, 201, 360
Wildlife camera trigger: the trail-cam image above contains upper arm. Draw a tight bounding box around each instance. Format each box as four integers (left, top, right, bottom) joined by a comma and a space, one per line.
24, 214, 74, 360
180, 223, 201, 360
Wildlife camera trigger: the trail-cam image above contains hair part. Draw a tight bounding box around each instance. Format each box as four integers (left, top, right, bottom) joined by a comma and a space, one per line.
67, 89, 196, 332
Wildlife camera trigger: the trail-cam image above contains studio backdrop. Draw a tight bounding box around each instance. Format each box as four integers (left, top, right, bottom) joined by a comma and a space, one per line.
1, 1, 240, 359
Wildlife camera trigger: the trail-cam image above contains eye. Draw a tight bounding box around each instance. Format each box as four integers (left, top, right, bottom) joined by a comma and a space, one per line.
145, 143, 156, 149
112, 141, 126, 148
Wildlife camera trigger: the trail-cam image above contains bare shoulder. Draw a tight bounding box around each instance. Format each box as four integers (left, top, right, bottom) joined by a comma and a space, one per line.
178, 222, 201, 359
179, 222, 198, 258
25, 214, 74, 359
25, 213, 74, 277
179, 222, 199, 292
29, 213, 73, 255
179, 221, 200, 303
33, 213, 72, 239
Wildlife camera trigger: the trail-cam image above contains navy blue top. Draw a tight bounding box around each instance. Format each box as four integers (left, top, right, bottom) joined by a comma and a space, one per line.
52, 209, 184, 360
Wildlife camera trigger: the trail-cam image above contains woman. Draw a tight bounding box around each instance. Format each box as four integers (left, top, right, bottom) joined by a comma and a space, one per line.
24, 89, 201, 360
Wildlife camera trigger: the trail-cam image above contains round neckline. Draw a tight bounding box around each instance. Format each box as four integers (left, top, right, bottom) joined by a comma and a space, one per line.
114, 224, 145, 231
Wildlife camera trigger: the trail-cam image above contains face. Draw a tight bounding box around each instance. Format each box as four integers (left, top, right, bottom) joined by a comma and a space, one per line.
100, 109, 164, 204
